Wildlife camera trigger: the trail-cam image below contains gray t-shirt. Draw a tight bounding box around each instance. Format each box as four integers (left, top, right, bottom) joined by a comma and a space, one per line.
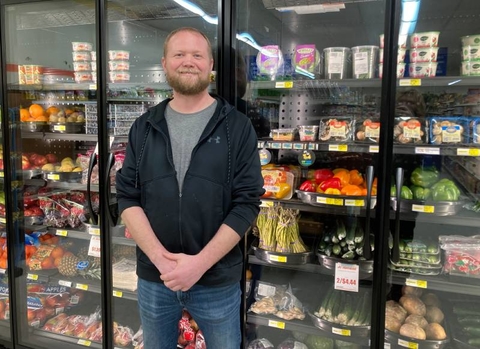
165, 101, 217, 191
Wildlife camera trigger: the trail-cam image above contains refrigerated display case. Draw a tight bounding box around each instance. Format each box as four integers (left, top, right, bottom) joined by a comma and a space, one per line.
237, 0, 480, 349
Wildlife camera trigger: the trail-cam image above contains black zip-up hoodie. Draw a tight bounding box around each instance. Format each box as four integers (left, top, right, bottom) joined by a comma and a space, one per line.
116, 95, 264, 286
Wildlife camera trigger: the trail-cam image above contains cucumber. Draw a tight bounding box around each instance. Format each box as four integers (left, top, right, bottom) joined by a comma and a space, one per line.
342, 250, 355, 260
318, 241, 327, 253
325, 245, 333, 257
342, 245, 349, 253
458, 316, 480, 325
332, 244, 342, 256
454, 307, 480, 317
357, 290, 371, 325
340, 241, 347, 248
354, 224, 364, 243
467, 338, 480, 346
336, 219, 347, 241
347, 291, 365, 326
355, 246, 364, 257
464, 327, 480, 337
324, 289, 338, 320
342, 293, 355, 325
317, 286, 334, 318
332, 234, 340, 244
332, 291, 345, 323
346, 219, 357, 244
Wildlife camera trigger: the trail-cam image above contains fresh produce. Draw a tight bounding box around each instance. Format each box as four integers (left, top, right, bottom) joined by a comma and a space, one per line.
430, 178, 461, 201
247, 339, 274, 349
424, 323, 447, 340
410, 166, 439, 188
390, 185, 413, 199
298, 179, 316, 192
399, 323, 426, 340
314, 169, 334, 184
317, 177, 342, 192
304, 335, 334, 349
410, 185, 431, 200
399, 295, 426, 316
276, 338, 308, 349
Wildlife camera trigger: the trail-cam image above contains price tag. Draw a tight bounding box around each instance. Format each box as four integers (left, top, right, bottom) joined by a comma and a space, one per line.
398, 339, 418, 349
332, 327, 351, 336
274, 81, 293, 89
268, 320, 285, 329
0, 218, 5, 224
260, 200, 274, 207
345, 199, 365, 207
113, 290, 123, 298
77, 339, 92, 346
76, 283, 89, 291
271, 142, 282, 149
89, 227, 100, 236
328, 144, 348, 152
293, 143, 305, 150
269, 255, 287, 263
88, 84, 97, 90
412, 204, 435, 213
47, 174, 60, 180
56, 230, 68, 237
316, 196, 344, 206
282, 143, 292, 149
369, 145, 379, 153
385, 343, 391, 349
308, 143, 317, 150
88, 235, 101, 258
58, 280, 72, 287
27, 274, 38, 281
399, 79, 421, 86
0, 172, 3, 178
0, 269, 5, 274
406, 278, 427, 289
335, 262, 359, 292
414, 147, 440, 155
457, 148, 480, 156
53, 125, 66, 132
55, 307, 65, 315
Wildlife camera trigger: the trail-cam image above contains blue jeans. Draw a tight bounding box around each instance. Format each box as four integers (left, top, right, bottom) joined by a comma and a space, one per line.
137, 278, 241, 349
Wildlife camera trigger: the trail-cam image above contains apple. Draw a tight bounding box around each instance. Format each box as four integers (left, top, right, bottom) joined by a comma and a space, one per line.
30, 206, 43, 216
24, 208, 34, 217
45, 154, 58, 164
21, 155, 31, 170
0, 159, 3, 171
33, 155, 47, 167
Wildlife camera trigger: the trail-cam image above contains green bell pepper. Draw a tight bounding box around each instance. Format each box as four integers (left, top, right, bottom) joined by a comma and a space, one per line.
430, 178, 461, 201
390, 185, 413, 200
410, 166, 439, 188
410, 185, 431, 200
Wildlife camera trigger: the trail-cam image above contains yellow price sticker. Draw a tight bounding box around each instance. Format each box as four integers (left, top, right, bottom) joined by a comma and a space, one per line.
329, 144, 348, 152
54, 125, 66, 131
457, 148, 480, 156
76, 283, 89, 291
56, 230, 68, 237
0, 218, 6, 224
27, 274, 38, 281
406, 279, 427, 289
260, 200, 274, 207
332, 327, 351, 336
345, 199, 364, 207
89, 228, 100, 236
47, 174, 60, 180
274, 81, 293, 89
399, 79, 421, 87
268, 320, 285, 329
88, 84, 97, 90
412, 204, 434, 214
77, 339, 92, 346
113, 290, 123, 298
269, 255, 287, 263
326, 198, 344, 206
369, 146, 379, 153
0, 172, 3, 178
398, 339, 418, 349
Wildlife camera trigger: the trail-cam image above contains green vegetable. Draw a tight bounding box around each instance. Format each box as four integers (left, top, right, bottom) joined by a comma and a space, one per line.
464, 326, 480, 337
410, 166, 439, 188
348, 291, 365, 325
317, 286, 334, 318
467, 338, 480, 346
337, 293, 354, 325
346, 219, 357, 244
332, 244, 342, 256
458, 316, 480, 325
324, 289, 338, 320
391, 185, 413, 199
354, 224, 364, 243
342, 250, 355, 260
430, 178, 461, 201
305, 335, 334, 349
410, 185, 431, 200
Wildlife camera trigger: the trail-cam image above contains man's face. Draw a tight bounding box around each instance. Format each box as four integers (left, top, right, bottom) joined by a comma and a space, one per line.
162, 31, 213, 96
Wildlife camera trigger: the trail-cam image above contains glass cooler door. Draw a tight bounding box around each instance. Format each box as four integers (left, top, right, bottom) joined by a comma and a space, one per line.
236, 0, 388, 348
385, 2, 480, 349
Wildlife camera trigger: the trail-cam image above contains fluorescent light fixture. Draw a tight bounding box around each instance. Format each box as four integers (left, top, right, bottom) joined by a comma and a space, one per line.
400, 0, 420, 35
275, 2, 345, 14
236, 33, 277, 57
173, 0, 218, 24
448, 79, 462, 86
294, 66, 315, 79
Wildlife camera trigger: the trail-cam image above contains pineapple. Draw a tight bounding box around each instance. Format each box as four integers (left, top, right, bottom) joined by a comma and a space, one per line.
58, 254, 80, 277
113, 245, 136, 259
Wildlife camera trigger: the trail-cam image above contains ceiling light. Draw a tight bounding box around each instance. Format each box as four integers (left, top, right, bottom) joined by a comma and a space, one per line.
275, 2, 345, 14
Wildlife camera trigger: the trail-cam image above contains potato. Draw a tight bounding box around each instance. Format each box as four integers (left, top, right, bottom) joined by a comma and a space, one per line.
399, 323, 426, 340
425, 323, 447, 340
404, 314, 428, 329
421, 293, 441, 308
386, 300, 408, 323
386, 316, 402, 333
425, 306, 444, 324
402, 285, 423, 297
399, 295, 426, 316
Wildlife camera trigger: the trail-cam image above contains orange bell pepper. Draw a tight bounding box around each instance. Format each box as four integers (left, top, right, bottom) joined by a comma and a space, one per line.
333, 171, 350, 188
341, 184, 363, 196
349, 169, 364, 186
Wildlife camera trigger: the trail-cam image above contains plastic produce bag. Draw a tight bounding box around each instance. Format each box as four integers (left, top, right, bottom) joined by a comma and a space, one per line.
247, 338, 274, 349
277, 338, 308, 349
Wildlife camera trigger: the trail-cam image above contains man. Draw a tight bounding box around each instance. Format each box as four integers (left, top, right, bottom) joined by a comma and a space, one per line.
116, 27, 264, 349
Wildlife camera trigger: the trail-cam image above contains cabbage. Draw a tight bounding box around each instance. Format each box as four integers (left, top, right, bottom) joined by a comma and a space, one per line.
305, 335, 334, 349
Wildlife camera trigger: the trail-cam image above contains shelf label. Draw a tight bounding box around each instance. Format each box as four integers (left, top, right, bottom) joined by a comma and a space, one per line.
282, 143, 292, 149
345, 199, 365, 207
457, 148, 480, 156
27, 274, 38, 281
415, 147, 440, 155
88, 236, 101, 258
316, 196, 344, 206
113, 290, 123, 298
257, 282, 277, 297
58, 280, 72, 287
0, 172, 3, 178
260, 200, 274, 207
274, 81, 293, 89
293, 143, 305, 150
369, 145, 379, 153
332, 327, 351, 336
47, 174, 60, 180
53, 125, 66, 132
328, 144, 348, 152
56, 230, 68, 237
269, 255, 287, 263
76, 283, 89, 291
335, 263, 359, 292
406, 278, 427, 289
55, 307, 65, 315
89, 227, 100, 236
399, 79, 421, 87
308, 143, 317, 150
88, 84, 97, 90
271, 142, 282, 149
398, 339, 418, 349
77, 339, 92, 347
385, 343, 391, 349
412, 204, 434, 213
268, 320, 285, 329
0, 269, 5, 274
0, 218, 5, 224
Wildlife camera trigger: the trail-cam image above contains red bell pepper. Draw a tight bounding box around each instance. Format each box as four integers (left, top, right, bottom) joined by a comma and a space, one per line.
319, 177, 342, 192
314, 169, 334, 185
298, 180, 317, 192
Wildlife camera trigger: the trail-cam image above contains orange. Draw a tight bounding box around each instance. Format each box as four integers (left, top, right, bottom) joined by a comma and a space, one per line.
46, 106, 60, 117
40, 256, 54, 269
20, 108, 31, 121
50, 246, 64, 259
29, 104, 44, 118
25, 245, 37, 259
0, 259, 7, 269
35, 115, 48, 122
54, 257, 62, 268
65, 108, 74, 116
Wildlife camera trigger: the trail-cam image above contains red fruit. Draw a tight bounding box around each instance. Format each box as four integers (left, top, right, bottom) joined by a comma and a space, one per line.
0, 159, 3, 170
33, 156, 47, 167
45, 154, 58, 164
30, 206, 43, 216
27, 309, 35, 321
21, 156, 31, 170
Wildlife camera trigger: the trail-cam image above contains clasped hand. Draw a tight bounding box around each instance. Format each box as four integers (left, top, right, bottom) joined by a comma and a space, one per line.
160, 252, 205, 292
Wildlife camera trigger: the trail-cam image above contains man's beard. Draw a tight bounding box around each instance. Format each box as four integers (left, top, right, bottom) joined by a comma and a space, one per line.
167, 70, 211, 96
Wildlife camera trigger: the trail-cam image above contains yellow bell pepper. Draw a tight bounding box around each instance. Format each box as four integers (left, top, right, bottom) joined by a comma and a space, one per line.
274, 183, 291, 199
324, 188, 341, 195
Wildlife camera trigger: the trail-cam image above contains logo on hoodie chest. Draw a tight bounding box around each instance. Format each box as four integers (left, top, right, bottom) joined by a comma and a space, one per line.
208, 136, 221, 144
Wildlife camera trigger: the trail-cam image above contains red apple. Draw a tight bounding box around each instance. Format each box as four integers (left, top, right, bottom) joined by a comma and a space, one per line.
45, 154, 58, 164
28, 153, 38, 163
0, 159, 3, 170
30, 206, 43, 216
21, 155, 31, 170
24, 208, 34, 217
33, 155, 47, 167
